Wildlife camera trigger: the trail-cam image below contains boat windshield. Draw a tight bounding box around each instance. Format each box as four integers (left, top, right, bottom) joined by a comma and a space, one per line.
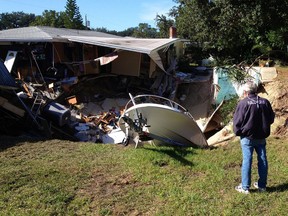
124, 94, 193, 118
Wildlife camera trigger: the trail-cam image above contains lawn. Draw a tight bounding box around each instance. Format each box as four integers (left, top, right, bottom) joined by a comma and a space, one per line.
0, 135, 287, 215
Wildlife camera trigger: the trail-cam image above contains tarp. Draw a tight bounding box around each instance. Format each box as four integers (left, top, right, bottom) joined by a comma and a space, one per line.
0, 61, 17, 90
4, 51, 17, 73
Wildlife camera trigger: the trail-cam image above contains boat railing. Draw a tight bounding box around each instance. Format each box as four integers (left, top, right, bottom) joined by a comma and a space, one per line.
124, 94, 194, 118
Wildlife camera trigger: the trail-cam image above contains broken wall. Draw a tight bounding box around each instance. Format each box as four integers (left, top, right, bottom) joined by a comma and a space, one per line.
178, 71, 214, 120
111, 51, 141, 76
82, 44, 99, 74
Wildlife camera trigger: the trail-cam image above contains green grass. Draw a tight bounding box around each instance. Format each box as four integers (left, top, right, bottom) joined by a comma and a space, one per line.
0, 136, 288, 215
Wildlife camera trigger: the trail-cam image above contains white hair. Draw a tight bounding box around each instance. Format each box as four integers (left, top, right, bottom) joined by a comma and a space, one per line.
243, 81, 258, 94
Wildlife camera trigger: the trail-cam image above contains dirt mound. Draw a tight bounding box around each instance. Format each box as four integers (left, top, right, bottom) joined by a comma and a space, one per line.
258, 68, 288, 136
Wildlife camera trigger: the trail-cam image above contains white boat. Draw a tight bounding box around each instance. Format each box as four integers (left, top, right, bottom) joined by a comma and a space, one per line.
119, 94, 208, 148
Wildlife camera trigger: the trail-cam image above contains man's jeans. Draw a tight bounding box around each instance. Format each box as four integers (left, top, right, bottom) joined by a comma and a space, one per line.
240, 137, 268, 190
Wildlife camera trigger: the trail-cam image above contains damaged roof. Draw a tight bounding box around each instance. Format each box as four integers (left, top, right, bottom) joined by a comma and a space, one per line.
67, 36, 180, 54
0, 26, 180, 54
0, 26, 121, 43
67, 36, 180, 71
0, 26, 182, 71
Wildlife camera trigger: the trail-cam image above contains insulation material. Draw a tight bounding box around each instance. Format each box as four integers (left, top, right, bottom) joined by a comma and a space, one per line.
102, 128, 126, 144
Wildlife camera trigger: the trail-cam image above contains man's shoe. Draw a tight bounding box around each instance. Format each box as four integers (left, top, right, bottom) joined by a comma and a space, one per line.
253, 182, 266, 192
235, 185, 249, 194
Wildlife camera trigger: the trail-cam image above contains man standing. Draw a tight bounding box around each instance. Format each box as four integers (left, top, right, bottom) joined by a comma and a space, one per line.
233, 81, 275, 194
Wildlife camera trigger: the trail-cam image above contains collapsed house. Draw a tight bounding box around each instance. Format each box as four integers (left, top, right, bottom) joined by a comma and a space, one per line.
0, 26, 216, 147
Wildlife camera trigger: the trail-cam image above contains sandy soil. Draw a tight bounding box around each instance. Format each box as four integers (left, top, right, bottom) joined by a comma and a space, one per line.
258, 68, 288, 136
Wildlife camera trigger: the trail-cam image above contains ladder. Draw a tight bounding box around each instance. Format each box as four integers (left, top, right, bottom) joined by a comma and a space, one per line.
27, 92, 52, 136
14, 90, 43, 130
31, 92, 44, 116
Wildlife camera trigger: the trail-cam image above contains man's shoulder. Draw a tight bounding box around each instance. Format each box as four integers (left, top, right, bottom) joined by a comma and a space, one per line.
258, 96, 271, 103
239, 97, 249, 104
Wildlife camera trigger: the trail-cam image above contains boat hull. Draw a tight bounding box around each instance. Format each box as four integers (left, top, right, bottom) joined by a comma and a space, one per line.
119, 102, 208, 148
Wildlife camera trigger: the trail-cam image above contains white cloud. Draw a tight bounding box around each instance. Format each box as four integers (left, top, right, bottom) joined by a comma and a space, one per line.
139, 1, 175, 25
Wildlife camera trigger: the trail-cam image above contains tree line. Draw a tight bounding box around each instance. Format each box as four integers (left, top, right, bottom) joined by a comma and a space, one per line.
0, 0, 173, 38
173, 0, 288, 63
1, 0, 288, 63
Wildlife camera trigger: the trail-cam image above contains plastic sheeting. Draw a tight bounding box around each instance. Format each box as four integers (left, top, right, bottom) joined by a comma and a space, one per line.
0, 61, 17, 90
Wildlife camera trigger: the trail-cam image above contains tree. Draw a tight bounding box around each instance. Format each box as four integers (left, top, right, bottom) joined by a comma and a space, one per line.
0, 12, 35, 30
30, 10, 65, 27
132, 23, 158, 38
117, 27, 136, 37
173, 0, 288, 62
155, 14, 174, 38
63, 0, 84, 29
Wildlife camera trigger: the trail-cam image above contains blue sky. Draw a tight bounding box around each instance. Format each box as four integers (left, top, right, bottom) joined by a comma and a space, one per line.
0, 0, 177, 31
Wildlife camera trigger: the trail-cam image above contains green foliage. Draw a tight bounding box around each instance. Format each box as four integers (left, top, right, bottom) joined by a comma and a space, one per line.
219, 95, 239, 125
117, 27, 136, 37
0, 12, 35, 30
172, 0, 288, 63
215, 58, 257, 84
132, 23, 158, 38
30, 10, 65, 28
64, 0, 85, 29
155, 14, 175, 38
251, 44, 272, 57
218, 66, 252, 84
265, 29, 286, 49
0, 0, 85, 30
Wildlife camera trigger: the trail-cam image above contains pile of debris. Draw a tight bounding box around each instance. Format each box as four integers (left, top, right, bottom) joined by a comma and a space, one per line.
0, 69, 135, 143
65, 97, 129, 143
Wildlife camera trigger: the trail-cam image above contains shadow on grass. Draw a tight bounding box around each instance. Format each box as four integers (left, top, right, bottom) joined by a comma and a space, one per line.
144, 147, 194, 166
268, 182, 288, 193
249, 182, 288, 193
0, 135, 46, 152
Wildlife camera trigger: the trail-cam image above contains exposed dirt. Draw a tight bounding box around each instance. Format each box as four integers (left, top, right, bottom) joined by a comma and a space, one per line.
258, 68, 288, 136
